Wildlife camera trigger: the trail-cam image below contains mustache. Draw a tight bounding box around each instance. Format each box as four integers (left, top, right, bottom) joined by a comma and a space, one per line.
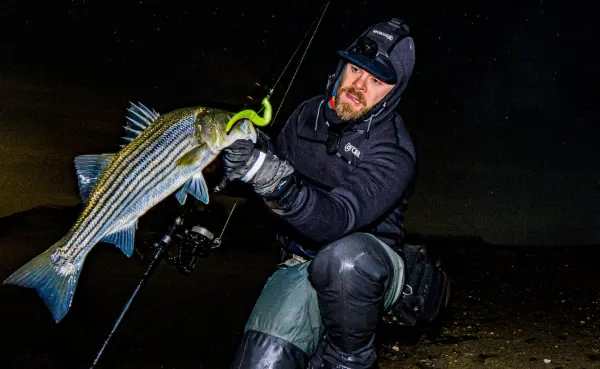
339, 87, 365, 104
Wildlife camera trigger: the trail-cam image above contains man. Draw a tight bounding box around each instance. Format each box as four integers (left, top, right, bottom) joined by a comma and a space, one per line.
217, 18, 441, 369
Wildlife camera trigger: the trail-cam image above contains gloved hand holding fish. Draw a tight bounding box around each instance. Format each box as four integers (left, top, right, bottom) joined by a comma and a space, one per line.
3, 98, 272, 323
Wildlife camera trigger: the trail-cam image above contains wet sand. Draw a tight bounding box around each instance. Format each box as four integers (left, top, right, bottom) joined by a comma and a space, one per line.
1, 200, 599, 369
1, 74, 599, 369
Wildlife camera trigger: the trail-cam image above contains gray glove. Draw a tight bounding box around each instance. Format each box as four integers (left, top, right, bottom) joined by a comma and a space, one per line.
214, 139, 295, 198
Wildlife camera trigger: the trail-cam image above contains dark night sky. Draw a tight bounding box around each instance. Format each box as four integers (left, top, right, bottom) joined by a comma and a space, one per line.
0, 0, 599, 245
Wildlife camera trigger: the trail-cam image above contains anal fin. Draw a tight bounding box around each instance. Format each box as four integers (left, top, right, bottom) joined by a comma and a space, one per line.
100, 221, 138, 257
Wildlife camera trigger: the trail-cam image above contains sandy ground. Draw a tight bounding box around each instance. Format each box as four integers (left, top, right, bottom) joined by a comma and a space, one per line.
1, 73, 598, 369
1, 199, 599, 369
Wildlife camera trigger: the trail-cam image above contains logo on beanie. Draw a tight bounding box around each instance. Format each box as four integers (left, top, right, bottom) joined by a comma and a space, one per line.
372, 30, 393, 41
345, 143, 361, 158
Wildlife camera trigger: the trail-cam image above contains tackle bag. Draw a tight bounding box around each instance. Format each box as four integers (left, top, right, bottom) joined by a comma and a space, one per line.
382, 244, 450, 327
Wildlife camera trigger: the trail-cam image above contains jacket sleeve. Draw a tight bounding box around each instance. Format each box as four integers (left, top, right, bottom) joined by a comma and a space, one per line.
275, 104, 416, 243
274, 99, 309, 159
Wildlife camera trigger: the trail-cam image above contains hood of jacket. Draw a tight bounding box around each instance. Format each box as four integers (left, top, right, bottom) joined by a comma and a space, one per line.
321, 19, 416, 134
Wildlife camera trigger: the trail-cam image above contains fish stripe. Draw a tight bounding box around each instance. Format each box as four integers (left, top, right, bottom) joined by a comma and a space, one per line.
90, 124, 195, 249
71, 117, 195, 258
3, 104, 261, 324
68, 119, 192, 258
63, 109, 200, 260
74, 135, 192, 259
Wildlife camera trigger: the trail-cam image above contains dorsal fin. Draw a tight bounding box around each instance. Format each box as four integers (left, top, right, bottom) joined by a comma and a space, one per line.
74, 154, 114, 204
120, 102, 160, 148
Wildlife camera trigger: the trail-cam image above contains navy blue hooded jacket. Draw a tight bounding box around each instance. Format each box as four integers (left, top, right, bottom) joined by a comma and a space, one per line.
273, 29, 417, 247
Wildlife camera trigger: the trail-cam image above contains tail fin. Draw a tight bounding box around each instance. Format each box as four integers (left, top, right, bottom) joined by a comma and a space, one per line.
4, 236, 83, 323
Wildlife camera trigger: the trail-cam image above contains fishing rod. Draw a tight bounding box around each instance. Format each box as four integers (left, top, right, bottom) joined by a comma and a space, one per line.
247, 0, 331, 132
89, 1, 331, 367
89, 211, 184, 369
226, 0, 330, 134
270, 0, 330, 125
89, 201, 238, 369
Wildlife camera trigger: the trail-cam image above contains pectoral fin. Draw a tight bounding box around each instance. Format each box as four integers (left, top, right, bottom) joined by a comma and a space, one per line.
174, 144, 210, 204
175, 144, 206, 167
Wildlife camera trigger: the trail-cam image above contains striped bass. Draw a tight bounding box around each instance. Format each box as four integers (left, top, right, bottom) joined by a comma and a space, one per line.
4, 102, 257, 322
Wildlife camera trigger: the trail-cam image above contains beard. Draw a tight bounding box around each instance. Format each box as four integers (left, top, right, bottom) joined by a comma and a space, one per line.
334, 86, 370, 121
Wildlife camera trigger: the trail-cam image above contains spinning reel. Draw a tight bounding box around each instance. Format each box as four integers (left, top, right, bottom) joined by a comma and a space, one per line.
166, 225, 217, 275
146, 201, 237, 276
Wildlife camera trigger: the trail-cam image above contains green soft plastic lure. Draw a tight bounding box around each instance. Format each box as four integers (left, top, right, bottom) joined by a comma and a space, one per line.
225, 97, 272, 133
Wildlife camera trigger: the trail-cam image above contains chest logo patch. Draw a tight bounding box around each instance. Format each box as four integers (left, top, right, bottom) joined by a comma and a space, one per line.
345, 142, 361, 158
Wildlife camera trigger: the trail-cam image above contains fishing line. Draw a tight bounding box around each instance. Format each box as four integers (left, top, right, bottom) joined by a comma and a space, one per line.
89, 3, 331, 367
254, 0, 331, 126
272, 0, 330, 124
267, 1, 326, 99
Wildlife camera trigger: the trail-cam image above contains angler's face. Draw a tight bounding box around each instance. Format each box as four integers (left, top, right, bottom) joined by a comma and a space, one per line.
335, 63, 395, 121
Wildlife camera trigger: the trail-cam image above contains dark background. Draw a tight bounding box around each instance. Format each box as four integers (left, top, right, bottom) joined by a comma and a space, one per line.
0, 0, 599, 245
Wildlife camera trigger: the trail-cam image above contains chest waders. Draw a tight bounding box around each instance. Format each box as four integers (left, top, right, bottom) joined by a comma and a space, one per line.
231, 233, 405, 368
